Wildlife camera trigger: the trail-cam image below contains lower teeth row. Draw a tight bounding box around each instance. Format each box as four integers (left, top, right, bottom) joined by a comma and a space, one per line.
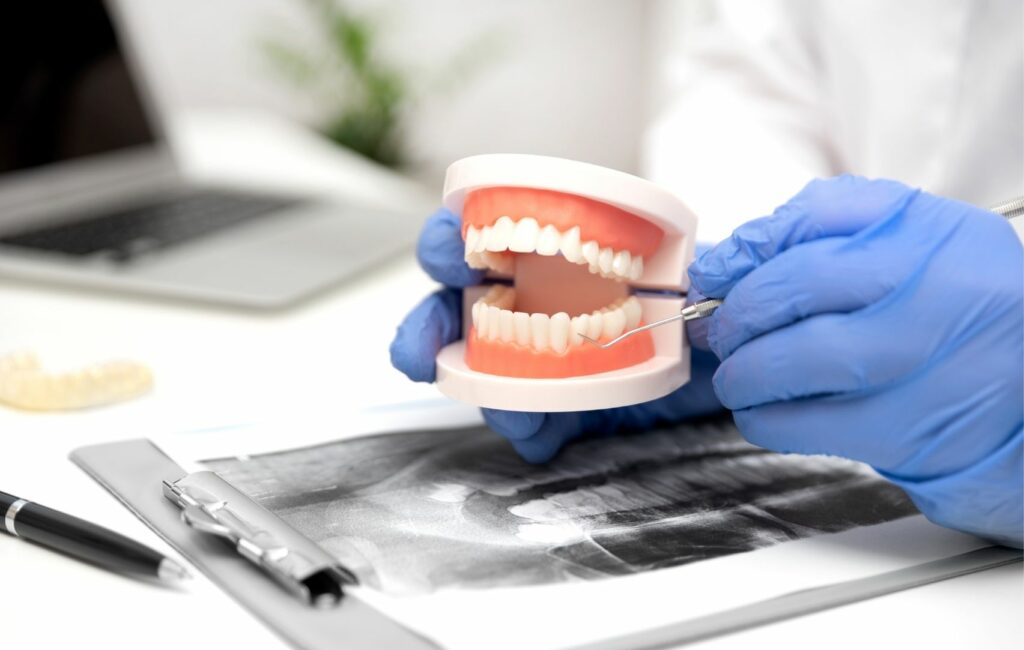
471, 286, 642, 354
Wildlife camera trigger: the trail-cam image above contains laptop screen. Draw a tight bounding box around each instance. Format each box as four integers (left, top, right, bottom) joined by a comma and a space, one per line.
0, 2, 158, 174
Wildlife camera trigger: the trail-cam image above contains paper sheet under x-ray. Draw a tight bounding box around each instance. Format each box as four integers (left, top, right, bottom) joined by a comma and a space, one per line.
155, 402, 996, 650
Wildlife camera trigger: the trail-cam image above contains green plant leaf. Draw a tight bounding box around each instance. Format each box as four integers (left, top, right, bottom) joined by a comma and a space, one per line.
260, 0, 503, 169
261, 39, 322, 86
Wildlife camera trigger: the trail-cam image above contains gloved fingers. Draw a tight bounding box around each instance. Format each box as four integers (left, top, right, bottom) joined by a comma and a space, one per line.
731, 389, 915, 465
487, 407, 623, 462
619, 348, 725, 425
688, 175, 918, 298
416, 208, 486, 288
509, 412, 589, 463
669, 347, 725, 417
481, 408, 545, 441
730, 345, 1016, 473
712, 309, 921, 411
389, 288, 462, 383
731, 397, 858, 460
484, 348, 724, 460
704, 237, 907, 360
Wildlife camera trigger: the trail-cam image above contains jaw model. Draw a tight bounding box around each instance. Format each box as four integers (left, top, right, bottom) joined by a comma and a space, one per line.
435, 154, 697, 412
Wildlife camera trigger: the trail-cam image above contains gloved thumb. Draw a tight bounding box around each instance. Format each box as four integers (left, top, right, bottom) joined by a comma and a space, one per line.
389, 289, 462, 383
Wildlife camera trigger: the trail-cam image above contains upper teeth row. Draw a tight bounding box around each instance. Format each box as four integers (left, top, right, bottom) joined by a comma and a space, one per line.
464, 217, 644, 281
471, 285, 643, 354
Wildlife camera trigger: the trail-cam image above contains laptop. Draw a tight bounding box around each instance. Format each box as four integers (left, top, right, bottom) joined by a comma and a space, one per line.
0, 1, 418, 308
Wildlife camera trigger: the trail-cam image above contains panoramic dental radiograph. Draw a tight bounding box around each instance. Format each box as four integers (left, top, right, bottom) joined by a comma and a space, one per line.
435, 154, 698, 412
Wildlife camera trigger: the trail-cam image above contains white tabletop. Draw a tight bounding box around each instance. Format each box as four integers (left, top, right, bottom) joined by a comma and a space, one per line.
1, 113, 1019, 649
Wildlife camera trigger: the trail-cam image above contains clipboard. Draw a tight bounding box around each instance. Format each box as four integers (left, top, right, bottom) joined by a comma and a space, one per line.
71, 438, 438, 650
71, 438, 1022, 650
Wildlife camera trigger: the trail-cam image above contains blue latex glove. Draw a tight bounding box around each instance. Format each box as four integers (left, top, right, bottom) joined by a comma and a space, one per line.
390, 208, 725, 463
689, 175, 1024, 547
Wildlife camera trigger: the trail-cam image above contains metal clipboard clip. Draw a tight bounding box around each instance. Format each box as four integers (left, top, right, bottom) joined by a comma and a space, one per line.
163, 471, 358, 607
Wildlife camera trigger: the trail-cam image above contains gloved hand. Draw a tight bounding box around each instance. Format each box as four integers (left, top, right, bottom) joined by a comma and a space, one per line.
689, 175, 1023, 547
390, 208, 725, 463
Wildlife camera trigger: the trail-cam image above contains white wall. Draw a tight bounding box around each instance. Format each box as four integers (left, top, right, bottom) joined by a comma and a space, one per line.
116, 0, 657, 183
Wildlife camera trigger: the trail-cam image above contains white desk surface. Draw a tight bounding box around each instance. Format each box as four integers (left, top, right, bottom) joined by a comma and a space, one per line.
1, 113, 1020, 649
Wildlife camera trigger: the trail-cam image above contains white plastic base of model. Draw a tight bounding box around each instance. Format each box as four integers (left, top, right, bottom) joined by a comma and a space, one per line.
436, 292, 689, 412
436, 344, 690, 412
443, 154, 698, 292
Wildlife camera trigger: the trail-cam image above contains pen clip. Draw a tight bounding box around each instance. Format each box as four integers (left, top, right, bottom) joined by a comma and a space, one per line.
163, 471, 357, 607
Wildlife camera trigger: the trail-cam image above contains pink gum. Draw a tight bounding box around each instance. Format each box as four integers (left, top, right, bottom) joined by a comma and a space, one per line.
462, 187, 664, 258
465, 325, 655, 379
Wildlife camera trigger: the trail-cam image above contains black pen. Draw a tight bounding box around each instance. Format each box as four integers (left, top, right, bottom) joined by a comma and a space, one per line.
1, 490, 190, 583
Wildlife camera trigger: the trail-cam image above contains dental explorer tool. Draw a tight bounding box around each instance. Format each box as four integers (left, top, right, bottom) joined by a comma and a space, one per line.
580, 196, 1024, 349
578, 298, 722, 349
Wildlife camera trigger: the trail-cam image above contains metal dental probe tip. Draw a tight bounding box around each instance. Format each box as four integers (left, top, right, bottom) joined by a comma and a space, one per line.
579, 298, 723, 349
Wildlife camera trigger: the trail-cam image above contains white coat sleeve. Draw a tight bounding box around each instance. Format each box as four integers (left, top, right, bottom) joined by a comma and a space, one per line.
642, 0, 838, 243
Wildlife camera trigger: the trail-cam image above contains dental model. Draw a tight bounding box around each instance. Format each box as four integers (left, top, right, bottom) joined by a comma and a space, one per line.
435, 154, 697, 412
0, 352, 153, 411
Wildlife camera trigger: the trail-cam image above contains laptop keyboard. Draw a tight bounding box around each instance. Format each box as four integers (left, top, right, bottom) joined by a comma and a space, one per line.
0, 191, 300, 262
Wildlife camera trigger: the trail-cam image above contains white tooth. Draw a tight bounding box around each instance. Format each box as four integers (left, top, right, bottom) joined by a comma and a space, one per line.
486, 216, 514, 252
560, 227, 582, 262
486, 306, 502, 340
570, 314, 589, 346
489, 286, 509, 306
477, 303, 489, 337
549, 312, 570, 354
612, 250, 632, 278
530, 313, 550, 351
603, 308, 626, 339
623, 297, 642, 329
582, 240, 600, 266
472, 300, 482, 329
499, 309, 515, 342
482, 252, 515, 274
513, 312, 531, 346
475, 226, 490, 253
465, 252, 489, 269
484, 284, 504, 302
509, 217, 540, 253
487, 285, 510, 309
464, 226, 480, 258
598, 247, 614, 274
630, 256, 644, 280
536, 225, 561, 256
586, 312, 604, 340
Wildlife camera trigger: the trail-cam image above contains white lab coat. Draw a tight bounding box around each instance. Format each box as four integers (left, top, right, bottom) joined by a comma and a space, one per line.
643, 0, 1024, 243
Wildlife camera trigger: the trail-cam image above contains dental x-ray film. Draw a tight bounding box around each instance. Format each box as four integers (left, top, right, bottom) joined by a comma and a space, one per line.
190, 415, 982, 650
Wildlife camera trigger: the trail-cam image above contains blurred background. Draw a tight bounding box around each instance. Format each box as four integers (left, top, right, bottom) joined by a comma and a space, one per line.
116, 0, 699, 184
1, 0, 726, 313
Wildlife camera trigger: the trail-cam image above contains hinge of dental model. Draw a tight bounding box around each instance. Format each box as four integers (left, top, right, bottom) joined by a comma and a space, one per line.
579, 298, 722, 349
